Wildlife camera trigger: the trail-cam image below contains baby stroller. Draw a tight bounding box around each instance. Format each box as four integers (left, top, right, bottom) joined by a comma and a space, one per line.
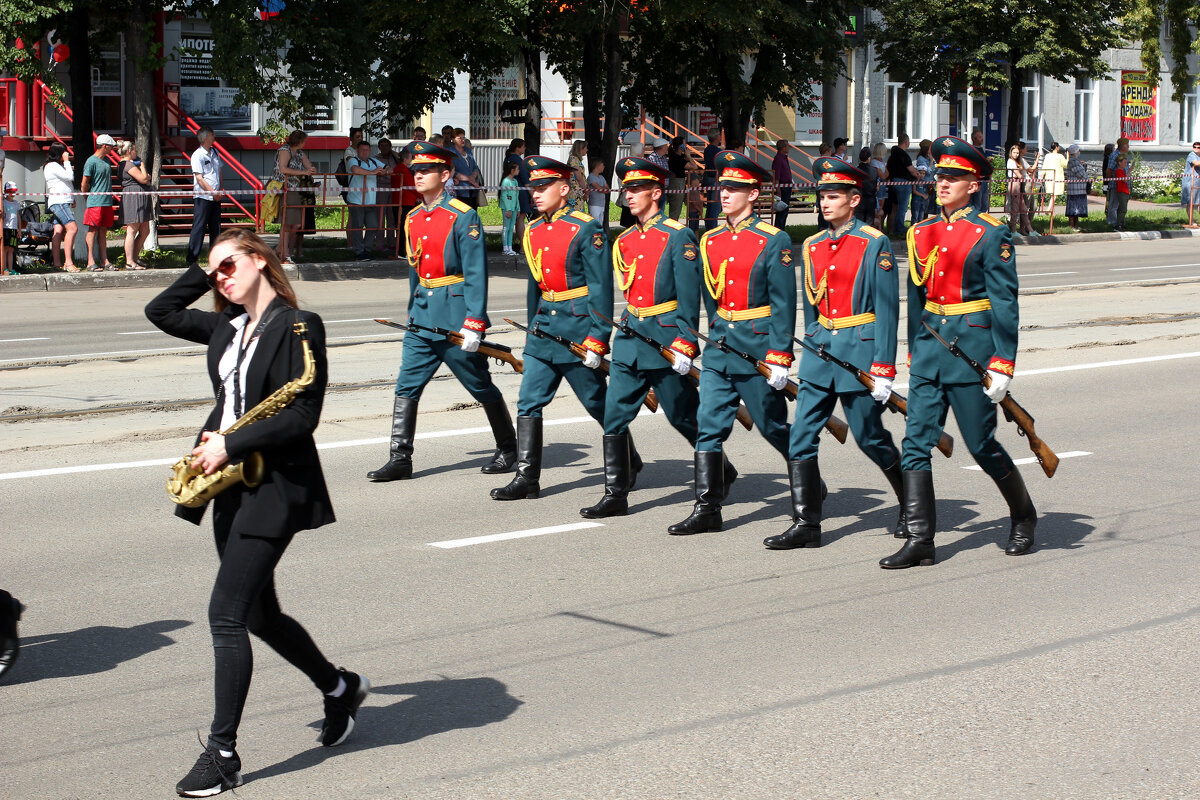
13, 201, 54, 271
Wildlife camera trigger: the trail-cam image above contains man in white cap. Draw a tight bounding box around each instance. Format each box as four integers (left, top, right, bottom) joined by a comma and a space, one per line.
647, 137, 670, 172
80, 134, 118, 270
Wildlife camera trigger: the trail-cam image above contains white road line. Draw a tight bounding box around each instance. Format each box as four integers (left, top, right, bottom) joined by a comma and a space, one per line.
1020, 271, 1077, 277
1033, 276, 1200, 291
1110, 263, 1200, 272
116, 331, 161, 335
0, 344, 206, 364
0, 353, 1183, 482
0, 337, 50, 343
429, 522, 603, 549
964, 451, 1092, 471
324, 317, 380, 324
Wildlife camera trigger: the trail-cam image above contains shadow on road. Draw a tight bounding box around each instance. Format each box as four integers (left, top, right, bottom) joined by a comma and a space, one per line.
9, 618, 191, 684
243, 675, 522, 784
934, 508, 1095, 561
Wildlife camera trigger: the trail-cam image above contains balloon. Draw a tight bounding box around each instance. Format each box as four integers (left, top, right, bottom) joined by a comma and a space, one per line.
52, 44, 69, 63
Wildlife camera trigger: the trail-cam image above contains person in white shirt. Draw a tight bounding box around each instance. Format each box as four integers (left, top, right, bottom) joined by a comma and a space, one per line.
346, 140, 385, 260
187, 127, 223, 268
43, 142, 79, 271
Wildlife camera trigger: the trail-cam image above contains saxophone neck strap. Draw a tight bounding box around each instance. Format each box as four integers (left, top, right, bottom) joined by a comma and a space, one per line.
228, 305, 289, 418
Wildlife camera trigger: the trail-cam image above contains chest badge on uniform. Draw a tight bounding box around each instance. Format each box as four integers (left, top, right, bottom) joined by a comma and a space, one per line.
781, 249, 792, 266
468, 223, 481, 240
593, 232, 604, 250
879, 255, 894, 271
1000, 242, 1013, 262
683, 243, 698, 261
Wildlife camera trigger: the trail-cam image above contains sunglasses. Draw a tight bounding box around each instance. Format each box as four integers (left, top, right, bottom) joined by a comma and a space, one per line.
205, 252, 253, 286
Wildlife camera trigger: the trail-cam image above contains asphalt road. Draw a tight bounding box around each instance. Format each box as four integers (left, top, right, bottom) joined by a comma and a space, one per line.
1, 239, 1199, 799
1, 236, 1199, 366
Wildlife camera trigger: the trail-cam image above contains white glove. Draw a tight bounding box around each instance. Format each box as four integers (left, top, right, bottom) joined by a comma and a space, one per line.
583, 350, 602, 369
871, 376, 894, 404
459, 328, 481, 353
766, 364, 789, 390
984, 370, 1011, 403
671, 352, 693, 376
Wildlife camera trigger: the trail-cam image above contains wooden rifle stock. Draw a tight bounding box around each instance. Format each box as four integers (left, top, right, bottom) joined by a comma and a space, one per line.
374, 318, 524, 374
997, 391, 1059, 478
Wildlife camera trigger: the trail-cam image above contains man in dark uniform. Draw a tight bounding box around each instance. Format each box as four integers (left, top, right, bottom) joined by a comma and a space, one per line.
882, 136, 1036, 569
492, 155, 617, 501
669, 151, 796, 535
368, 141, 516, 482
580, 156, 733, 519
764, 157, 903, 550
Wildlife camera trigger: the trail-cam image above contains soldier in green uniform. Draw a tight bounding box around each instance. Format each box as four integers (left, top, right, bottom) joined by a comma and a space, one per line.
368, 141, 516, 482
764, 157, 904, 550
669, 151, 796, 535
492, 155, 620, 501
882, 136, 1036, 569
580, 156, 735, 519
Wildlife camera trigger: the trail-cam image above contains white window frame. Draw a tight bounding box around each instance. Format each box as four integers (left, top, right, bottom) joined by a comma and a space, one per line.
1022, 82, 1041, 144
884, 81, 936, 143
885, 82, 905, 142
1180, 85, 1200, 145
1074, 78, 1098, 144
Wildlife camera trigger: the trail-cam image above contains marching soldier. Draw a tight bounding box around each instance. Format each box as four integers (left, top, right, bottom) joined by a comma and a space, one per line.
669, 151, 796, 535
765, 157, 903, 550
492, 155, 625, 500
580, 156, 734, 519
367, 141, 516, 482
883, 136, 1036, 569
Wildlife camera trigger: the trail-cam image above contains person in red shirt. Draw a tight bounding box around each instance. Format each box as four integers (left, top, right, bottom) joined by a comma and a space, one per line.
1112, 154, 1131, 231
394, 150, 419, 239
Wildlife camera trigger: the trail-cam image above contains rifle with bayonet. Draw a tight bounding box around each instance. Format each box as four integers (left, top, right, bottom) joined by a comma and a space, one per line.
689, 327, 849, 444
504, 317, 659, 413
594, 311, 753, 431
921, 320, 1058, 477
374, 318, 524, 373
794, 336, 954, 458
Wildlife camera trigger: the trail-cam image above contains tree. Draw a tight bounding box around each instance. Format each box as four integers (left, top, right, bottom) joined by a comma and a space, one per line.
1128, 0, 1200, 102
623, 0, 855, 146
872, 0, 1129, 149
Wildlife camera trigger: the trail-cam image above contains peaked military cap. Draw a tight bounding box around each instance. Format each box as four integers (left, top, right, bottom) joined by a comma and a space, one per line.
525, 155, 573, 187
812, 156, 867, 190
715, 150, 771, 188
404, 141, 456, 171
615, 156, 669, 188
932, 135, 993, 178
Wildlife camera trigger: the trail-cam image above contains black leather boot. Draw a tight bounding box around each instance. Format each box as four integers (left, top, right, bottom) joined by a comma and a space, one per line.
668, 451, 725, 534
994, 469, 1037, 555
722, 456, 738, 501
628, 432, 643, 490
491, 416, 542, 500
367, 396, 417, 481
0, 591, 22, 683
764, 459, 822, 549
580, 434, 631, 518
881, 460, 908, 538
880, 470, 936, 568
480, 401, 517, 474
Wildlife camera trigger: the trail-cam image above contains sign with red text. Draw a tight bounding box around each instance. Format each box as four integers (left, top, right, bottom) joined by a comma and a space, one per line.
1121, 71, 1158, 142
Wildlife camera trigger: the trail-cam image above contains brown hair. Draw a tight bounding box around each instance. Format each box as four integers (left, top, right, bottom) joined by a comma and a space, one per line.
286, 129, 308, 148
211, 228, 299, 312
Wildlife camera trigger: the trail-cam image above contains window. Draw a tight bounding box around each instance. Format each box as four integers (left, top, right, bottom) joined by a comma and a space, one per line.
1181, 86, 1200, 144
1022, 80, 1041, 143
885, 81, 937, 142
469, 64, 522, 142
1075, 78, 1098, 143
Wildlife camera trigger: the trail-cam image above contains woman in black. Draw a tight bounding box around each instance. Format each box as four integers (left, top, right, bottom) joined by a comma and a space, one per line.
145, 228, 368, 797
666, 136, 690, 220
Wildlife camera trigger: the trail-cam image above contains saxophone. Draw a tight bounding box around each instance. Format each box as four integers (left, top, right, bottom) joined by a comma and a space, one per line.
167, 321, 317, 508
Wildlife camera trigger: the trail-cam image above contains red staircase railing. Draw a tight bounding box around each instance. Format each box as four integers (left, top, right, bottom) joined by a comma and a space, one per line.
154, 87, 262, 227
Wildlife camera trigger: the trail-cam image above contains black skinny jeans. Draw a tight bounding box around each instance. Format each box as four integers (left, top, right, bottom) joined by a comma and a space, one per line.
207, 492, 338, 751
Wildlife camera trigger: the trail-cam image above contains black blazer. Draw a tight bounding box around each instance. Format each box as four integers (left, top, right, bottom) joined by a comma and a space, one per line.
145, 265, 335, 536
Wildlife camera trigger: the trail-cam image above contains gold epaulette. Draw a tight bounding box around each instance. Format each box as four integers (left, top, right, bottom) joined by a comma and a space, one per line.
663, 218, 686, 230
570, 210, 594, 222
978, 212, 1003, 227
756, 221, 781, 235
859, 225, 884, 239
449, 198, 472, 212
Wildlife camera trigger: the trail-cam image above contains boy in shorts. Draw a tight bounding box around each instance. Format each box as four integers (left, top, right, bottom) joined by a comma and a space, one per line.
80, 134, 118, 270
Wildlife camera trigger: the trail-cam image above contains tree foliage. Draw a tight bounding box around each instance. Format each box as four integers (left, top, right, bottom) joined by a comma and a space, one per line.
1128, 0, 1200, 101
872, 0, 1129, 146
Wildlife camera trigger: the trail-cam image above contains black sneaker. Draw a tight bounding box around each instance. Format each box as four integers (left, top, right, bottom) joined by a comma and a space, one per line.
175, 746, 242, 797
319, 669, 370, 746
0, 595, 22, 683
